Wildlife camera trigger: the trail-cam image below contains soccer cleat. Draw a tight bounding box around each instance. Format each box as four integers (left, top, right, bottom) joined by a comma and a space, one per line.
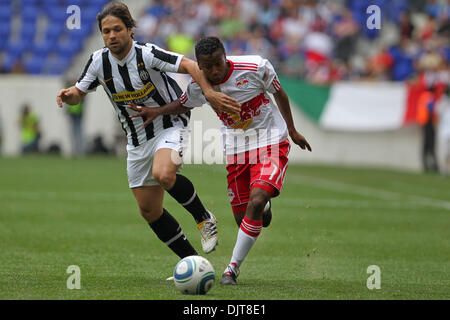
221, 263, 239, 285
262, 200, 272, 228
197, 211, 218, 254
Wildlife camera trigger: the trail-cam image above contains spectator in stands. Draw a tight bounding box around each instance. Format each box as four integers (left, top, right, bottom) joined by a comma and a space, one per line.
398, 10, 415, 40
439, 0, 450, 22
1, 0, 448, 84
64, 79, 86, 156
420, 14, 438, 41
388, 38, 421, 81
19, 103, 41, 154
258, 0, 279, 31
332, 7, 359, 64
303, 23, 334, 83
366, 47, 394, 81
425, 0, 441, 18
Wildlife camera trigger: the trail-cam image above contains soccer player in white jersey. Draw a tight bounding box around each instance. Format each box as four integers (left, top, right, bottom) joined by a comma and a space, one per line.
56, 3, 241, 260
129, 36, 312, 285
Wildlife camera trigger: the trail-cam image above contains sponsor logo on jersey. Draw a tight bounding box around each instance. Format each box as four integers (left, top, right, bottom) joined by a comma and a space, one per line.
236, 76, 249, 88
216, 93, 269, 130
112, 82, 155, 104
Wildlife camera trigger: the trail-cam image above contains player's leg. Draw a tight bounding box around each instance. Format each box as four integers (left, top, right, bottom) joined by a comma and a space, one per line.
222, 140, 290, 285
232, 201, 271, 228
226, 154, 251, 227
152, 147, 218, 253
132, 185, 198, 258
221, 186, 273, 285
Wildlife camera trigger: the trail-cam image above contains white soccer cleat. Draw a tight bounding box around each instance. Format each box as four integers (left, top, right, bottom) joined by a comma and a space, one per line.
197, 211, 218, 254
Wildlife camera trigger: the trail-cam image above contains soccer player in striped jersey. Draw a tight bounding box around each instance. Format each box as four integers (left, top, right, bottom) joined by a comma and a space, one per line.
56, 3, 240, 260
129, 36, 312, 285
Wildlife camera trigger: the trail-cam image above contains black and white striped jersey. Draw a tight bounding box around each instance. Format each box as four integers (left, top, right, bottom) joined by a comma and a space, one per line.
76, 41, 191, 147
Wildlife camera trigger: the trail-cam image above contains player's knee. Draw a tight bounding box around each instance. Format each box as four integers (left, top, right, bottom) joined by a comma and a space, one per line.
139, 205, 162, 223
153, 168, 176, 190
249, 192, 270, 215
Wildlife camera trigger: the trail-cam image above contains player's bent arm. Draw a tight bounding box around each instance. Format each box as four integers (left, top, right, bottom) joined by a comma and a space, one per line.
273, 87, 312, 152
273, 87, 296, 134
155, 100, 191, 116
178, 57, 240, 114
128, 100, 192, 128
57, 86, 86, 108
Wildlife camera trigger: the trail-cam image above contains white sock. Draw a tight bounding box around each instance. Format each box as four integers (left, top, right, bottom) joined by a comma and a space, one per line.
228, 216, 262, 270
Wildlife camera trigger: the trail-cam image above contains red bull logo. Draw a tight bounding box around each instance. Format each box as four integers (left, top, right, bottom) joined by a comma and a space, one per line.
236, 77, 249, 88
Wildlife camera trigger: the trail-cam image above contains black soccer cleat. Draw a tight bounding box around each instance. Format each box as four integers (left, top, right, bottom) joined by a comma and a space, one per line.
262, 200, 272, 228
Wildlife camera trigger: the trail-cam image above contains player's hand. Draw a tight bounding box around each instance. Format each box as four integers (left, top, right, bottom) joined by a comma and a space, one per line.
56, 88, 72, 108
205, 91, 241, 114
128, 104, 160, 128
290, 130, 312, 152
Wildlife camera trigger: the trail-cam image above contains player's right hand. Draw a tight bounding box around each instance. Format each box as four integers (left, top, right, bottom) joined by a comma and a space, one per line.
56, 88, 71, 108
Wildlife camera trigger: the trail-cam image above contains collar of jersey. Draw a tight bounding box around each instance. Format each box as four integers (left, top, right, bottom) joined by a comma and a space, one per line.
212, 59, 234, 86
109, 42, 136, 66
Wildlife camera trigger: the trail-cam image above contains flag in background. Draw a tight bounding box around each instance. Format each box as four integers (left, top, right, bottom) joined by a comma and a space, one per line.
280, 75, 443, 132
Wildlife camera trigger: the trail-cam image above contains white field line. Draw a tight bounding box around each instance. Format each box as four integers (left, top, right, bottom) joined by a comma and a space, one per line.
279, 197, 445, 210
288, 174, 450, 211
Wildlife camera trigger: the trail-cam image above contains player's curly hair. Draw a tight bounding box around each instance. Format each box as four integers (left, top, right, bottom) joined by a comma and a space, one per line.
97, 1, 136, 37
195, 36, 226, 60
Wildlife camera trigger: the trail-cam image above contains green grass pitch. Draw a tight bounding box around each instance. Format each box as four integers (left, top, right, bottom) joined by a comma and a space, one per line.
0, 155, 449, 300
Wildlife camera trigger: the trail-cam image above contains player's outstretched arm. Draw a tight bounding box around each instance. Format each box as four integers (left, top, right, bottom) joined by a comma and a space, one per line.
56, 86, 86, 108
273, 87, 312, 152
178, 57, 241, 114
128, 100, 191, 128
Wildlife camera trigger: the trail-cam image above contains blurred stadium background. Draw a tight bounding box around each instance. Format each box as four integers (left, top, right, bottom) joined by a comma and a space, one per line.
0, 0, 449, 172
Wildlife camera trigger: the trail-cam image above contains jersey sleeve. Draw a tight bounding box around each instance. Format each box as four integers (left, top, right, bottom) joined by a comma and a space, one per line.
144, 44, 183, 73
259, 58, 281, 94
75, 53, 100, 93
179, 81, 206, 108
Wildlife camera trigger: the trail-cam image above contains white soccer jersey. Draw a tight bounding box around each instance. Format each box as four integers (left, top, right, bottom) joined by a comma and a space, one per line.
180, 55, 288, 155
76, 41, 191, 147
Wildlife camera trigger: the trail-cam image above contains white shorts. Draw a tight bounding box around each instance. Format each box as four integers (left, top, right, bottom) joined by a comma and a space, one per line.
126, 126, 189, 188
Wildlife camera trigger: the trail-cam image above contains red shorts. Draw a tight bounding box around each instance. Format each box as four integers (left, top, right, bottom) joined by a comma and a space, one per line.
226, 139, 291, 214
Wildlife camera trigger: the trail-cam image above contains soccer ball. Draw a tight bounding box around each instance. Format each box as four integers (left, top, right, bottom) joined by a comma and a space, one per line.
173, 255, 215, 295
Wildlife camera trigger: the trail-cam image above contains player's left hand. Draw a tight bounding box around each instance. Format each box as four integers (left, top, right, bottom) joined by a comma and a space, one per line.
205, 90, 241, 114
290, 130, 312, 152
127, 104, 160, 128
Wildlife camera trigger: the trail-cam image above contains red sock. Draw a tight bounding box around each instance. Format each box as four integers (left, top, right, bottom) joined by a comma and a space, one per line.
240, 216, 263, 237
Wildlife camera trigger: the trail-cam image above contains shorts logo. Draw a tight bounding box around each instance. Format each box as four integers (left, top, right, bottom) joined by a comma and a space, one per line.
236, 76, 249, 88
227, 188, 235, 202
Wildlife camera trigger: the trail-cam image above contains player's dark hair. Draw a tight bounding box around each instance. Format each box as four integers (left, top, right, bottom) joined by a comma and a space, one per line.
97, 1, 136, 37
195, 36, 226, 61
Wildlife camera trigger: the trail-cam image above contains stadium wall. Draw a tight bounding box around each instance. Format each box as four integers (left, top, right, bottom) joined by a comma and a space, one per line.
0, 75, 439, 172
